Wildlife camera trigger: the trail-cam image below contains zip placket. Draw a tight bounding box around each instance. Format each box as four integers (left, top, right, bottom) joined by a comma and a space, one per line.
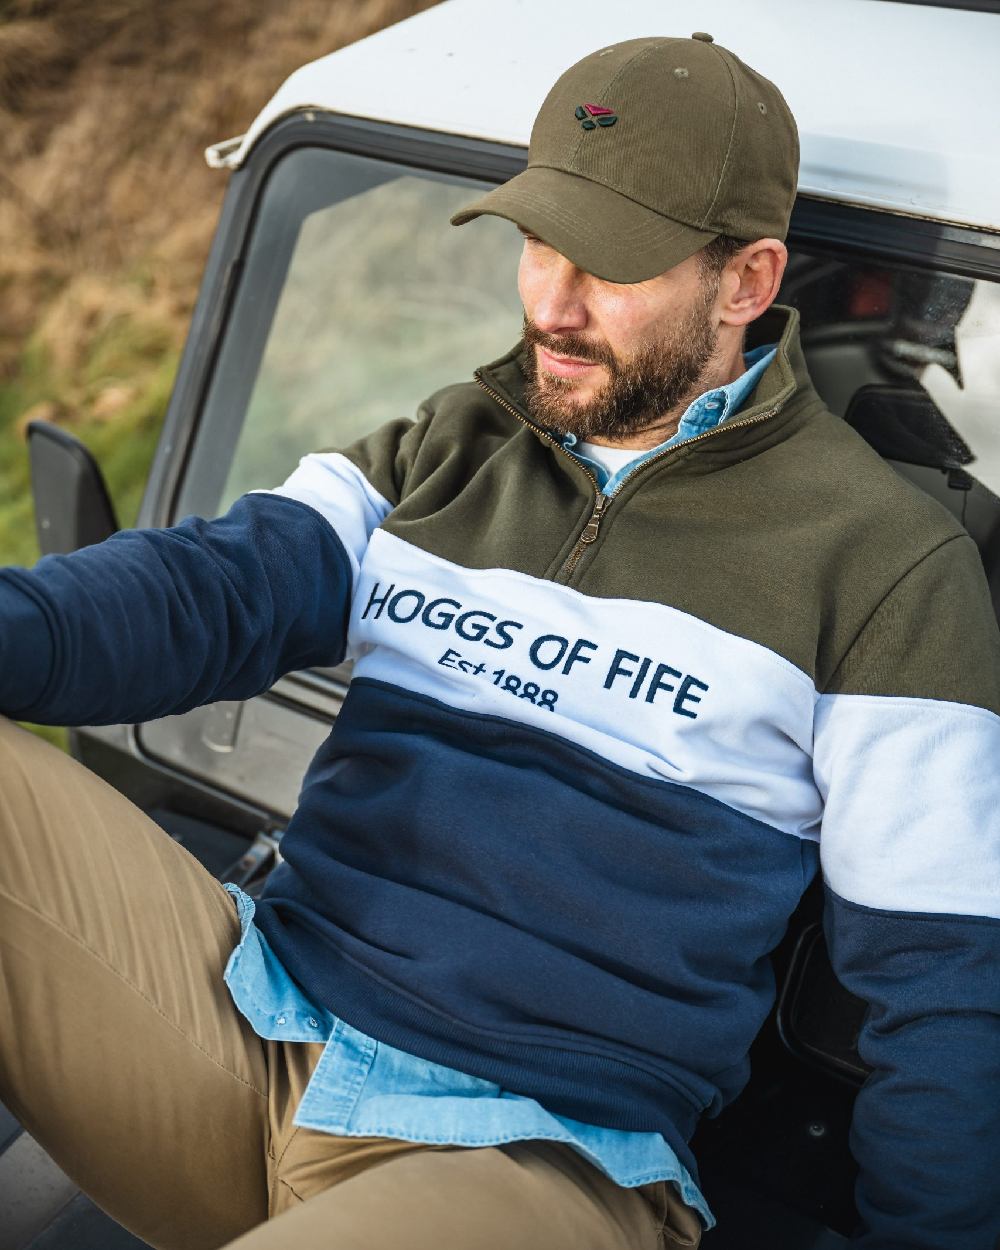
474, 370, 781, 582
559, 493, 611, 579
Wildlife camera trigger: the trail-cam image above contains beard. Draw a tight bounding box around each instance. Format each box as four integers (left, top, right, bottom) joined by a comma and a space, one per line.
521, 283, 721, 443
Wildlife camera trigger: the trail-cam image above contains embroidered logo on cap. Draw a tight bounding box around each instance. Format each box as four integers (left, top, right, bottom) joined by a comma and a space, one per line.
575, 103, 617, 130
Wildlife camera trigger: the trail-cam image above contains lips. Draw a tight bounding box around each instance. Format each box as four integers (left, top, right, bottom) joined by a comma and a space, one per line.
537, 345, 600, 379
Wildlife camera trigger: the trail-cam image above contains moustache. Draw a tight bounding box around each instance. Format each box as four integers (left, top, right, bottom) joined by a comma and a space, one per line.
522, 320, 616, 370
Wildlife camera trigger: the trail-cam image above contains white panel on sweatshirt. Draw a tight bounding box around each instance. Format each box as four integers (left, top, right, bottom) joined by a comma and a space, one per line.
259, 453, 392, 586
348, 530, 822, 840
815, 693, 1000, 920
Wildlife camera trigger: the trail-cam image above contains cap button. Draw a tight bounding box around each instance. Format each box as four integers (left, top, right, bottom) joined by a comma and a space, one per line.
691, 31, 714, 42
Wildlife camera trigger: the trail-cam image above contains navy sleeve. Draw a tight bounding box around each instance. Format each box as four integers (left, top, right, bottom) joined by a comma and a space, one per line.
824, 891, 1000, 1249
814, 541, 1000, 1248
0, 492, 353, 726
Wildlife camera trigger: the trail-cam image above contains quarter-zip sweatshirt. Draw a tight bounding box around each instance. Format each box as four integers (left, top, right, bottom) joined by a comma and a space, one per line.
217, 346, 780, 1230
1, 306, 998, 1248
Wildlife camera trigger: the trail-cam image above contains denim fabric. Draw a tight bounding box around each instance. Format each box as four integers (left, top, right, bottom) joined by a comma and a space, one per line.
561, 343, 778, 495
224, 885, 714, 1227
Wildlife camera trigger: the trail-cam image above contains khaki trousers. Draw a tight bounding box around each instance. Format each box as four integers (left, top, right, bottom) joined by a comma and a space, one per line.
0, 719, 702, 1250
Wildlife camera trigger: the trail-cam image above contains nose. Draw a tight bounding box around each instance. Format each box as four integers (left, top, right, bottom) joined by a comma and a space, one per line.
519, 244, 589, 335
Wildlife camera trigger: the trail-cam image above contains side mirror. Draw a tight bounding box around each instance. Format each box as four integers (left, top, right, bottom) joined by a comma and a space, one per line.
27, 420, 119, 556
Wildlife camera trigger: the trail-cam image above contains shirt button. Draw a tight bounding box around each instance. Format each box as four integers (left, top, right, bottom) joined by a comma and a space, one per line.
276, 1015, 287, 1026
307, 1017, 319, 1029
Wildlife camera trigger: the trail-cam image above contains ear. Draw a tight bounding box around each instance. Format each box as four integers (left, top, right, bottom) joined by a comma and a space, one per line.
718, 239, 788, 327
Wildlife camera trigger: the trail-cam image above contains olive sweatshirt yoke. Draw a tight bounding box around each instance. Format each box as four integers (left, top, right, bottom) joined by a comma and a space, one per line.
1, 306, 998, 1249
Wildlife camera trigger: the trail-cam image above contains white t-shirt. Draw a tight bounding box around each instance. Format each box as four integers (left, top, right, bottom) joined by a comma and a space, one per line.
576, 442, 641, 479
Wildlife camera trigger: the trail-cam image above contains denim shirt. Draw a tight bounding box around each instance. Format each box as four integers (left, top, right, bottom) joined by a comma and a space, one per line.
222, 346, 777, 1231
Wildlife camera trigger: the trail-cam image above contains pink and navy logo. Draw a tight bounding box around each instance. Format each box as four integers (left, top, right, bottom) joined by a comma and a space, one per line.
575, 103, 617, 130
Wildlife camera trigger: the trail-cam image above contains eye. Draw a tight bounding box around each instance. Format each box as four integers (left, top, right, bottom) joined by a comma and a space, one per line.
517, 227, 541, 243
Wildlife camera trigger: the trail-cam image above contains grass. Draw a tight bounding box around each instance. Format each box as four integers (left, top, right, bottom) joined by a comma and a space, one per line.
0, 303, 175, 565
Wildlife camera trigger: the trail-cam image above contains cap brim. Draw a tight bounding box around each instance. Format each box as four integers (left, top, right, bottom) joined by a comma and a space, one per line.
450, 166, 718, 284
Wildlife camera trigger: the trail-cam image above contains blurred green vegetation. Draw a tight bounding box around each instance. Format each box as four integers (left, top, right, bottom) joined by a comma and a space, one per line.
0, 325, 176, 567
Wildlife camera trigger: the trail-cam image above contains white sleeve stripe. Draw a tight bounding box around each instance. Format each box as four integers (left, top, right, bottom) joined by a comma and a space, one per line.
816, 690, 1000, 728
258, 452, 392, 585
814, 692, 1000, 920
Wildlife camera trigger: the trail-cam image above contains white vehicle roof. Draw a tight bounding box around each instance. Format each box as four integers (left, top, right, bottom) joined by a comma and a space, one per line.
215, 0, 1000, 234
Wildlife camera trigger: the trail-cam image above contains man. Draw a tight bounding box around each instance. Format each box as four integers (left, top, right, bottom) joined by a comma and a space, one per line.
0, 34, 997, 1250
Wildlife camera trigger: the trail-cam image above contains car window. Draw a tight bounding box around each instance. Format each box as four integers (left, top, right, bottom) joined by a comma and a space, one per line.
175, 148, 523, 519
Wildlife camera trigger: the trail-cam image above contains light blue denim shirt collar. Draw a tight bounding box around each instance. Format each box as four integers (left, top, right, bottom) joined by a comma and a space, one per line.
561, 342, 778, 496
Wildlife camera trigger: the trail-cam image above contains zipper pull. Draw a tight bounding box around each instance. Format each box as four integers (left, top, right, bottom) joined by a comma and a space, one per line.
580, 494, 611, 543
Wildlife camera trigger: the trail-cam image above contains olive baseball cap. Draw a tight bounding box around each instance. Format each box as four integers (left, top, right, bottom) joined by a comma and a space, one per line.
451, 34, 799, 283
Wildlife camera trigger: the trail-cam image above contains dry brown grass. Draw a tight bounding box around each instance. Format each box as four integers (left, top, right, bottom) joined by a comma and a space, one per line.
0, 0, 440, 381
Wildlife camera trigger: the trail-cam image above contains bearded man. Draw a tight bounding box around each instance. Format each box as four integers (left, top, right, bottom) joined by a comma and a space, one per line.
1, 34, 998, 1250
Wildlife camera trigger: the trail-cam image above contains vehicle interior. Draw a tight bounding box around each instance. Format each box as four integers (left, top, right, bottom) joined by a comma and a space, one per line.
4, 123, 999, 1250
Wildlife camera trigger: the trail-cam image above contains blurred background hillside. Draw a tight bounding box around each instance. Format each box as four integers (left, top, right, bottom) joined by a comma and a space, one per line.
0, 0, 437, 744
0, 0, 437, 569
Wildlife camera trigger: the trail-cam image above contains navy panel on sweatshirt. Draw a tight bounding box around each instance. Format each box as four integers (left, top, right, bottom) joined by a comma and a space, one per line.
254, 676, 819, 1165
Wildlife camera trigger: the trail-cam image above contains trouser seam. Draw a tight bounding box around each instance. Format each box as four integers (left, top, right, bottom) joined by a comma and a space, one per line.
273, 1125, 302, 1174
270, 1127, 305, 1212
0, 882, 267, 1101
277, 1174, 307, 1206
